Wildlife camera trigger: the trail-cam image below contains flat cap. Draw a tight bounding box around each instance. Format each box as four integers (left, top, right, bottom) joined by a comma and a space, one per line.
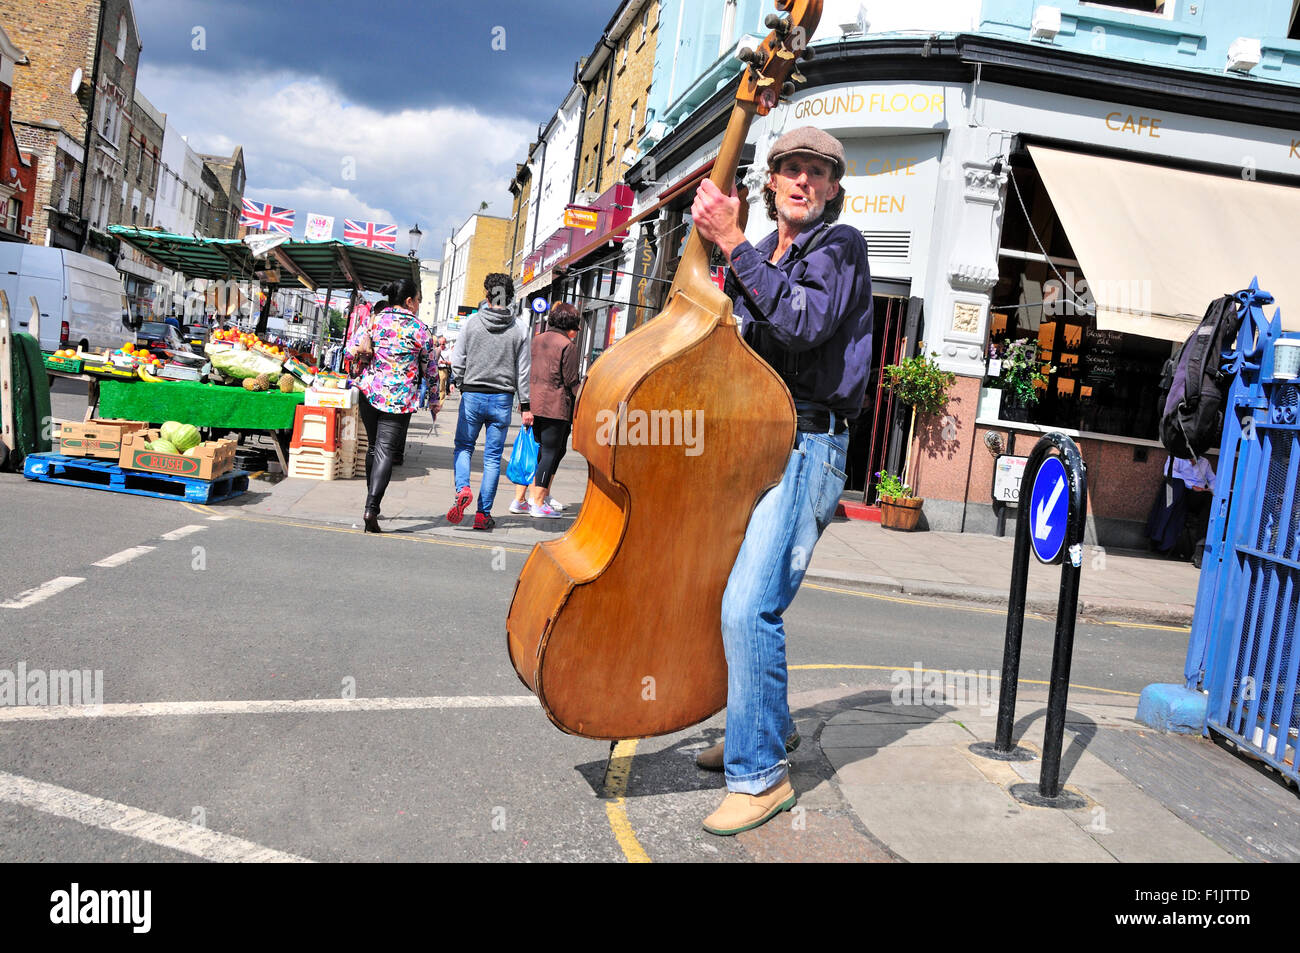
767, 126, 846, 179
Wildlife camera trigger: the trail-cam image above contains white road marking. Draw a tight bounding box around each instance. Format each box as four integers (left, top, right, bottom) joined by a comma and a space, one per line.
160, 524, 207, 540
205, 515, 230, 521
92, 545, 156, 568
0, 694, 541, 721
0, 577, 85, 609
0, 770, 312, 863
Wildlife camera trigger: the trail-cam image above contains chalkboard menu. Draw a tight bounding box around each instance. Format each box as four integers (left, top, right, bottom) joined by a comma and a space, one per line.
1084, 329, 1123, 384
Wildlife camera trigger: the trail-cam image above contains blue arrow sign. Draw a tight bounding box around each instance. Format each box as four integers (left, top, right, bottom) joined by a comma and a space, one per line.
1030, 455, 1069, 565
531, 297, 549, 314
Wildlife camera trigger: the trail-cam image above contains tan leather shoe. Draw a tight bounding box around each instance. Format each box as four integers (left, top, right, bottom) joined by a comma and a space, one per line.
702, 778, 796, 836
695, 732, 801, 771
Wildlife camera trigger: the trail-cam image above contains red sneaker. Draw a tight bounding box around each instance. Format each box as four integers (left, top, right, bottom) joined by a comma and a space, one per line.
473, 511, 496, 531
446, 486, 473, 524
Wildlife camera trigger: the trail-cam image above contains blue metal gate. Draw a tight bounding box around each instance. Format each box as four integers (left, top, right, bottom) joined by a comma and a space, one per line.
1185, 282, 1300, 782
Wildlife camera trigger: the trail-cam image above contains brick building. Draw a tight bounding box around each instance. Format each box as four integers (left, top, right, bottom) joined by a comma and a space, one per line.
117, 86, 166, 317
2, 0, 143, 257
506, 157, 534, 284
120, 86, 160, 227
0, 22, 37, 243
575, 0, 658, 200
432, 213, 510, 341
198, 146, 245, 239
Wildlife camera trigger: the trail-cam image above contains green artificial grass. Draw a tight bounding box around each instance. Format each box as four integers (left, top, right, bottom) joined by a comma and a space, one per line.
99, 379, 304, 431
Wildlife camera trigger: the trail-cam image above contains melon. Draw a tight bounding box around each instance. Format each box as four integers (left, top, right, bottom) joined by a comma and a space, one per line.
171, 424, 201, 452
148, 439, 179, 455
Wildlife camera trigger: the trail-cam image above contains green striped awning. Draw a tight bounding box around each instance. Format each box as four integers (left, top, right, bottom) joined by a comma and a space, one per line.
109, 227, 418, 292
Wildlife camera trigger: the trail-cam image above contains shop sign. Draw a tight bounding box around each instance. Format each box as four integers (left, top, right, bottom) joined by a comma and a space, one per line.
565, 208, 599, 230
992, 454, 1028, 503
631, 228, 656, 327
836, 133, 943, 278
786, 83, 950, 133
981, 81, 1300, 178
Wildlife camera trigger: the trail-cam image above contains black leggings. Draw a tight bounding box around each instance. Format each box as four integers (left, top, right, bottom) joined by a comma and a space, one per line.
533, 415, 571, 490
359, 394, 411, 512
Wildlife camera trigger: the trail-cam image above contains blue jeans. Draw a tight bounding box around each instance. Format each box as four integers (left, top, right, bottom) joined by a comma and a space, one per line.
453, 392, 514, 514
721, 426, 849, 794
417, 378, 429, 409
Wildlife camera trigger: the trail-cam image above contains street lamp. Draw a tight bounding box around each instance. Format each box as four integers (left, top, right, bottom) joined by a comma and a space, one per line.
409, 223, 423, 258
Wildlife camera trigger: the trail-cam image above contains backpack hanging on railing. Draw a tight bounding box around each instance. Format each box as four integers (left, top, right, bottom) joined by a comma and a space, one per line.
1158, 294, 1243, 460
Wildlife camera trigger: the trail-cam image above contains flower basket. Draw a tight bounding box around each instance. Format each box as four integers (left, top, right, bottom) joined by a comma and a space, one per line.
879, 496, 923, 532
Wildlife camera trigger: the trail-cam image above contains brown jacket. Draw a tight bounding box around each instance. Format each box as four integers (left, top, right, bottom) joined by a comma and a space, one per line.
529, 329, 581, 421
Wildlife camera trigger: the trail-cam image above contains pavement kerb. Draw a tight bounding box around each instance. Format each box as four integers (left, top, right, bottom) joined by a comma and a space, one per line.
802, 571, 1194, 627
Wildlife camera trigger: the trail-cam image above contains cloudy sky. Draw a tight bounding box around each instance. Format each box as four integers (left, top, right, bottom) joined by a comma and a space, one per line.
134, 0, 616, 256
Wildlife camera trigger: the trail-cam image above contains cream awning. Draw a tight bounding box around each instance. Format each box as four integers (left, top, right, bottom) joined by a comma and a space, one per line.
1028, 145, 1300, 342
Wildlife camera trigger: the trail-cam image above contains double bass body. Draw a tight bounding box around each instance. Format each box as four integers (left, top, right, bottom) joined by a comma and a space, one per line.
506, 270, 796, 740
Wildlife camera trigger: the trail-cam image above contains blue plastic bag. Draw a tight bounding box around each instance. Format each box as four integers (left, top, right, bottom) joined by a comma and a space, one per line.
507, 426, 539, 486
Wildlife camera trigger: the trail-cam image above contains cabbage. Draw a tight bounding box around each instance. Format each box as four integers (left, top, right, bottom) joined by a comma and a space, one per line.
148, 439, 179, 455
171, 424, 201, 452
207, 348, 283, 381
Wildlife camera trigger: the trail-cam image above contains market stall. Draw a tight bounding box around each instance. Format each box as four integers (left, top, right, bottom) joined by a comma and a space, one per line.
13, 230, 416, 492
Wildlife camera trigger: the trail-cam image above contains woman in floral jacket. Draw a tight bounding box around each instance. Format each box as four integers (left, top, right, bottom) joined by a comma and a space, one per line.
346, 276, 431, 533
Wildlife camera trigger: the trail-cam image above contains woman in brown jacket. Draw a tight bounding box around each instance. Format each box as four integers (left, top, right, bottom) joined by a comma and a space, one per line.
509, 303, 582, 518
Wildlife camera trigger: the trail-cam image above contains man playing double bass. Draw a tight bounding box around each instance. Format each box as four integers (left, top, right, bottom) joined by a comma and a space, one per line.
690, 125, 873, 835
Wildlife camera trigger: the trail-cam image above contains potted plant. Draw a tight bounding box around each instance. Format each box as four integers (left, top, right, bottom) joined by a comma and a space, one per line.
880, 345, 957, 531
996, 338, 1053, 422
874, 470, 923, 531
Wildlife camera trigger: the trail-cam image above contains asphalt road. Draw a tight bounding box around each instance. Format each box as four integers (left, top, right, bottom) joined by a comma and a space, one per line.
0, 472, 1190, 862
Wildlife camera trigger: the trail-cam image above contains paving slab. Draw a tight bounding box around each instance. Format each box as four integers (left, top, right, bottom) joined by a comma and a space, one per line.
820, 720, 977, 749
826, 745, 989, 785
838, 777, 1115, 863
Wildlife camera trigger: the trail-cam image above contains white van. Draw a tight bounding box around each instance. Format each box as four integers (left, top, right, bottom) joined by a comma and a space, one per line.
0, 244, 132, 352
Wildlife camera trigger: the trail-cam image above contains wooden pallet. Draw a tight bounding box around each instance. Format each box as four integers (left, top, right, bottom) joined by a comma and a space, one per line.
22, 453, 249, 504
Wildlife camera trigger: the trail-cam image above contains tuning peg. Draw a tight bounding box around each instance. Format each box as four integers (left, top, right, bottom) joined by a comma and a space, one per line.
764, 12, 791, 32
736, 45, 761, 65
798, 46, 816, 61
781, 81, 796, 97
791, 71, 806, 84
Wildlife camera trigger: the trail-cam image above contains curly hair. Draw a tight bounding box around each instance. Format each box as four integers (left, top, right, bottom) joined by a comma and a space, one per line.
548, 302, 581, 333
484, 272, 514, 307
763, 173, 845, 224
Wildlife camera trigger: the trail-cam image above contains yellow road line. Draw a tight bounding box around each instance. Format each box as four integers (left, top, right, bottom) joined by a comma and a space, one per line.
789, 663, 1140, 697
603, 740, 650, 863
802, 582, 1191, 633
180, 502, 531, 554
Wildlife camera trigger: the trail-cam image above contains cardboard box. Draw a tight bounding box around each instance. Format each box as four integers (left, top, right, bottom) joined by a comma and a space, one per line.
60, 419, 148, 458
119, 430, 237, 481
283, 357, 316, 387
305, 386, 358, 408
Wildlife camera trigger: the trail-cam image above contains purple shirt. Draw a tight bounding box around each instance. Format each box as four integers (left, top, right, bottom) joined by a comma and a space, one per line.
727, 221, 873, 419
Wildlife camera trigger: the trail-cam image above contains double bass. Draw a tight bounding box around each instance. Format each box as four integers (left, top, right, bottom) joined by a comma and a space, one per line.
507, 0, 822, 740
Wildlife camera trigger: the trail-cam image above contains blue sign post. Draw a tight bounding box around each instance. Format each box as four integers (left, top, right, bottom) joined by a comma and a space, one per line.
1029, 456, 1069, 565
972, 432, 1088, 806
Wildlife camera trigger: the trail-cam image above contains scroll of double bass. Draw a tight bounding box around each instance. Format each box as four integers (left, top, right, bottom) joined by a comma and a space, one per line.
507, 0, 822, 740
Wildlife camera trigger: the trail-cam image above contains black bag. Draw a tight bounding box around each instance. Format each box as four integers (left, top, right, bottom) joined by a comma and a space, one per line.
1158, 295, 1242, 460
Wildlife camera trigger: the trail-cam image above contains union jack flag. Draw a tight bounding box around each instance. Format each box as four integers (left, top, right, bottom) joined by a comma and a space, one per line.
343, 219, 398, 251
240, 199, 296, 234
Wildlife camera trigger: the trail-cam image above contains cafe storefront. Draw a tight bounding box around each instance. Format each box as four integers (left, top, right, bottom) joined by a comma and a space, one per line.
630, 57, 1300, 544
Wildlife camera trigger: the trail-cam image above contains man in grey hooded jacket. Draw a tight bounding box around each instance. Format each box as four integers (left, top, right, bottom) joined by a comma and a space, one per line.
446, 272, 533, 531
